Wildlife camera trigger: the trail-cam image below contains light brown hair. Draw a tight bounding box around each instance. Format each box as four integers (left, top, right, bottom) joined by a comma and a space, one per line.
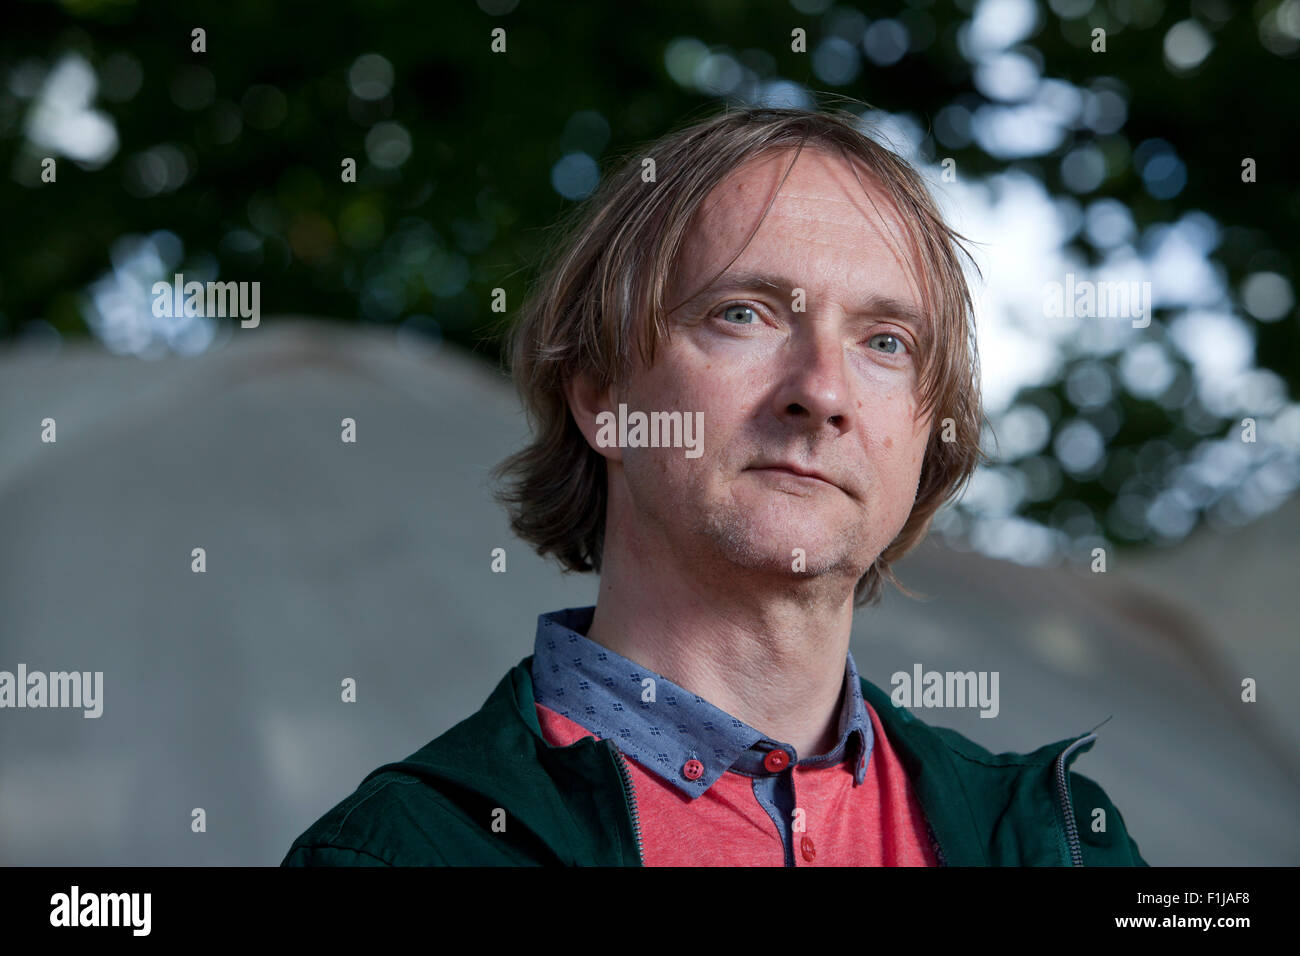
492, 104, 988, 606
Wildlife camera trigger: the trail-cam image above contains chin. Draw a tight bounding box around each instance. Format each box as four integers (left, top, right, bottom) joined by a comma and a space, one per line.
713, 518, 852, 568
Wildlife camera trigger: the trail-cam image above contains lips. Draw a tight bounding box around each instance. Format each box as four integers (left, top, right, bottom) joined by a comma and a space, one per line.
748, 462, 842, 491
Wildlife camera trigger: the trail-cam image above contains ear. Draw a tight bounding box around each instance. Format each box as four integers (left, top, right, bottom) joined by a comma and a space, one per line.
564, 369, 623, 463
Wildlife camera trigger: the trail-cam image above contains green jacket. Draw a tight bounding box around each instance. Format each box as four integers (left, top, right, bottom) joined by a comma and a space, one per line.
281, 656, 1149, 866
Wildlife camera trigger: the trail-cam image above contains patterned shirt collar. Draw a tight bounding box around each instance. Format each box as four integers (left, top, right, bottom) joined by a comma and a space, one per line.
530, 606, 873, 798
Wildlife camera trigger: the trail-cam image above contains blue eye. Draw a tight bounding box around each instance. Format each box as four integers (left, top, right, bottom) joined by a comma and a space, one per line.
869, 332, 906, 355
720, 303, 758, 324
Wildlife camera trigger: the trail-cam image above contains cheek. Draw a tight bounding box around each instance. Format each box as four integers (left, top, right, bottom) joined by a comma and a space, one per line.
643, 363, 747, 446
620, 447, 677, 508
864, 401, 929, 501
622, 445, 712, 516
865, 389, 924, 446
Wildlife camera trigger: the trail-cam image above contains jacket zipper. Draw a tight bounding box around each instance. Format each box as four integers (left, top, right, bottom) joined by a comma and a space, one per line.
1053, 733, 1096, 866
611, 746, 644, 865
927, 820, 949, 867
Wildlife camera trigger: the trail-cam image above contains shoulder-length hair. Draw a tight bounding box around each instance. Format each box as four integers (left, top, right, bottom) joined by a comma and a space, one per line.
492, 104, 988, 607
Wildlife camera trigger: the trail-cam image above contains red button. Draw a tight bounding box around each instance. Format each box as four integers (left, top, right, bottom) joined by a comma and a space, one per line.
763, 749, 790, 772
801, 835, 816, 862
682, 759, 704, 780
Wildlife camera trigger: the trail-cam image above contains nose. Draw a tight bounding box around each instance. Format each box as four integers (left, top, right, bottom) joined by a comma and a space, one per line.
770, 318, 853, 435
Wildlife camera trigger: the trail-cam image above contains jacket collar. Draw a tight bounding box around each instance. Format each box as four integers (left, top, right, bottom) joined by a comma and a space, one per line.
362, 658, 639, 865
857, 676, 1098, 866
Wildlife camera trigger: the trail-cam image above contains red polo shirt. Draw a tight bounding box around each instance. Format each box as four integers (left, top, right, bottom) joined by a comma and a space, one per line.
535, 697, 938, 866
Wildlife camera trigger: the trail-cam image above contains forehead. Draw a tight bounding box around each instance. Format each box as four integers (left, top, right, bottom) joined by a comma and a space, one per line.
671, 146, 923, 308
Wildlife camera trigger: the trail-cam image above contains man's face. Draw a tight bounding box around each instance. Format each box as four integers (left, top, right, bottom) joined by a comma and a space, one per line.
602, 146, 934, 594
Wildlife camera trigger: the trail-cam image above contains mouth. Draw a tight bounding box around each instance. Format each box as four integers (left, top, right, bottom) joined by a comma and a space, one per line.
747, 462, 843, 493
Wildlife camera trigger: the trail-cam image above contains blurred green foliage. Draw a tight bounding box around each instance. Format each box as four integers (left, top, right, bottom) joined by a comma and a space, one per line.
1, 0, 1297, 552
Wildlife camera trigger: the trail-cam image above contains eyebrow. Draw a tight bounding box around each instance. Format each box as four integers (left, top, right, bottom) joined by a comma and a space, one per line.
672, 268, 928, 331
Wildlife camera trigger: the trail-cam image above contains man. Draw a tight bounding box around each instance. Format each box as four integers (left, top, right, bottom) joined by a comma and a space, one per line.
282, 106, 1148, 866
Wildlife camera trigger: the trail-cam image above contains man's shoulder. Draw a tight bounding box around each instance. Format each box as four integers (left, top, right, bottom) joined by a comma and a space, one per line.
281, 661, 552, 867
280, 770, 453, 866
858, 675, 1149, 865
280, 744, 559, 867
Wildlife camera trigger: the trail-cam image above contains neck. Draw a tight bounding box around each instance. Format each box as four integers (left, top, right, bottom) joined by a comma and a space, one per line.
585, 509, 858, 758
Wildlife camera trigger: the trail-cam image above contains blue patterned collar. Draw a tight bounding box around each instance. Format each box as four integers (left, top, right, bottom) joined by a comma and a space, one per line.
530, 606, 873, 798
